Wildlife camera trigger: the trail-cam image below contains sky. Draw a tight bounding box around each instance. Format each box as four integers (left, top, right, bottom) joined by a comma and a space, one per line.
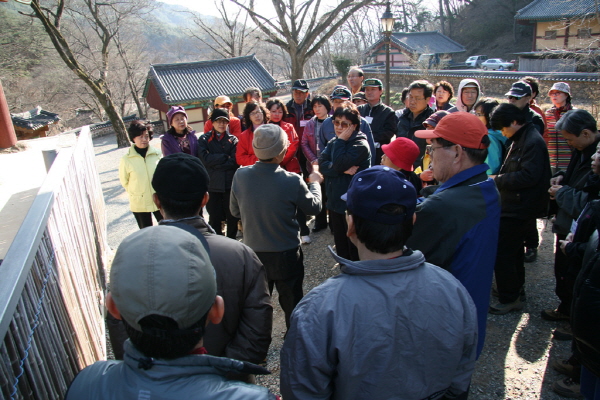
158, 0, 438, 20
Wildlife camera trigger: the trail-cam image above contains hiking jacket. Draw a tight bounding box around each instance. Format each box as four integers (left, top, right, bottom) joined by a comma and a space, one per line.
198, 130, 239, 193
319, 117, 376, 165
494, 122, 551, 219
318, 130, 370, 214
407, 163, 500, 357
160, 217, 272, 364
357, 102, 398, 146
161, 129, 199, 157
553, 137, 600, 235
396, 106, 435, 169
118, 144, 161, 212
280, 248, 478, 400
66, 341, 276, 400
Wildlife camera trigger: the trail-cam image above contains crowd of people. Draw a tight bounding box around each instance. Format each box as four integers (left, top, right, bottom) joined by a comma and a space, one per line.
93, 69, 600, 400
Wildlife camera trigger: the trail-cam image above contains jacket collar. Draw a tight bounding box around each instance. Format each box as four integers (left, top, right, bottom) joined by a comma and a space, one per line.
434, 164, 490, 195
329, 246, 426, 275
127, 144, 160, 157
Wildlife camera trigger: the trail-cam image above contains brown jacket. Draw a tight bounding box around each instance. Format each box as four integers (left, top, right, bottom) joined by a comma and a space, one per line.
161, 217, 273, 363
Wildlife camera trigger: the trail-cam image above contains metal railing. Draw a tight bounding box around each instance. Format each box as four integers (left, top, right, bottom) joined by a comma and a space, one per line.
0, 126, 109, 399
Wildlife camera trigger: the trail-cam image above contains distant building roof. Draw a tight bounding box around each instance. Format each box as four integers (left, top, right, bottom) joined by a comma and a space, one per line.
370, 31, 466, 55
515, 0, 598, 21
11, 106, 60, 130
143, 54, 277, 106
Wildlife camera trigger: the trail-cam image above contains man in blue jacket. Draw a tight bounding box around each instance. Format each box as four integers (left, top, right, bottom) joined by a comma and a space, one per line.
280, 166, 478, 400
408, 112, 501, 357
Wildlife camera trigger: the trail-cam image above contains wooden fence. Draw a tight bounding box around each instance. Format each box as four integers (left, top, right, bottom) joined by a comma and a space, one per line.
0, 126, 109, 399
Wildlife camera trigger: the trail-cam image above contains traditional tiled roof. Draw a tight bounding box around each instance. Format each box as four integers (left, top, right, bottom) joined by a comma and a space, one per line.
369, 31, 466, 55
143, 54, 277, 105
515, 0, 597, 21
11, 106, 60, 130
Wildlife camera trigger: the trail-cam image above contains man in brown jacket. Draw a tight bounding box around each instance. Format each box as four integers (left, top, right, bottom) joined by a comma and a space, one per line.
152, 153, 273, 381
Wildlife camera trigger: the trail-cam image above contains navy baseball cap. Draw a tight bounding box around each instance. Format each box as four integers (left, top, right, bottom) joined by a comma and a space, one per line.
341, 166, 417, 225
505, 81, 532, 98
292, 79, 309, 92
331, 86, 352, 100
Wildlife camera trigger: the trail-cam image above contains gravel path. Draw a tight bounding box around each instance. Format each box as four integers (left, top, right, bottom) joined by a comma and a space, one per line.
94, 133, 572, 400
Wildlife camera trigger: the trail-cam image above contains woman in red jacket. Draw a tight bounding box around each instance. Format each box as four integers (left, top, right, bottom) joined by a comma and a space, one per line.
267, 99, 301, 173
236, 101, 269, 167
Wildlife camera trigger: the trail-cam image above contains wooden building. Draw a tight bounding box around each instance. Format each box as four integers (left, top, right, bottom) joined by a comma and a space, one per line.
367, 31, 466, 68
11, 106, 60, 140
143, 55, 278, 132
515, 0, 600, 72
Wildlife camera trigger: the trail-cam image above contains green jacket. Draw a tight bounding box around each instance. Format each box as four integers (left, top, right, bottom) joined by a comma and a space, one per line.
118, 144, 161, 212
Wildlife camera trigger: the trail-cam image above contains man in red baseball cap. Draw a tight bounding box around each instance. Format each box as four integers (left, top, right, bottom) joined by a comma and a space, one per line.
407, 111, 501, 359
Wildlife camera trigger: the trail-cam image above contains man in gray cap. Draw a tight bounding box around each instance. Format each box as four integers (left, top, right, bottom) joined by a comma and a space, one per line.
231, 124, 323, 329
66, 225, 276, 399
152, 153, 272, 381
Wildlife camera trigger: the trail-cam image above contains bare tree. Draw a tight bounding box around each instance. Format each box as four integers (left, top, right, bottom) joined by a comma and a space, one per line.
187, 0, 260, 58
26, 0, 151, 147
230, 0, 377, 81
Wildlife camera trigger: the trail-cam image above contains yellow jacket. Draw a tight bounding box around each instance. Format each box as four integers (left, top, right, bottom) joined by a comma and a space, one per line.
119, 145, 161, 212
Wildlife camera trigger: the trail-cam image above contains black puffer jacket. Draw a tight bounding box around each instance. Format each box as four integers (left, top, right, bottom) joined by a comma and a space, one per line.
319, 130, 370, 214
494, 122, 551, 219
572, 225, 600, 378
396, 106, 435, 169
198, 130, 238, 193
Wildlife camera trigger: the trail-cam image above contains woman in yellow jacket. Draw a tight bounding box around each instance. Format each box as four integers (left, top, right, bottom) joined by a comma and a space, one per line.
119, 120, 163, 229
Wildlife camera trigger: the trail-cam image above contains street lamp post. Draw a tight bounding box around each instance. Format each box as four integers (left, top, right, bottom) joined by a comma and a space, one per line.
381, 2, 395, 106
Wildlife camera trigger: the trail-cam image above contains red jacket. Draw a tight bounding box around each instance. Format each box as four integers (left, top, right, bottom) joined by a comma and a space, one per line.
204, 116, 242, 139
235, 123, 301, 173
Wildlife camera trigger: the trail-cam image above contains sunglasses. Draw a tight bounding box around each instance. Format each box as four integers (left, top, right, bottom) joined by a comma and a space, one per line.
334, 120, 352, 128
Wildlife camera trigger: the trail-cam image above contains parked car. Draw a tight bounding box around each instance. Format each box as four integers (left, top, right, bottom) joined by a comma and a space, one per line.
465, 55, 488, 68
481, 58, 514, 71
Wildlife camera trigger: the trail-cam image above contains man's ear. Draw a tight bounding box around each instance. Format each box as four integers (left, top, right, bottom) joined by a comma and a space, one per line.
207, 295, 224, 326
346, 213, 356, 238
153, 193, 161, 210
106, 292, 121, 320
201, 192, 210, 209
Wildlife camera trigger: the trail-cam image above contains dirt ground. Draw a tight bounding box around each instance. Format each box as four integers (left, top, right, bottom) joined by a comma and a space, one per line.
255, 218, 573, 399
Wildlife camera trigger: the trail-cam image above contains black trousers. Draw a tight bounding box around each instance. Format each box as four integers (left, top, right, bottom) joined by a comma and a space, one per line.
329, 210, 359, 261
554, 233, 573, 316
206, 191, 239, 239
255, 247, 304, 329
133, 210, 163, 229
523, 218, 539, 248
313, 182, 328, 230
494, 217, 531, 303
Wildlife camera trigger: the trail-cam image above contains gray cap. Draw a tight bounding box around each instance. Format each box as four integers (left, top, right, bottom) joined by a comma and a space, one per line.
110, 225, 216, 332
549, 82, 571, 96
253, 124, 288, 160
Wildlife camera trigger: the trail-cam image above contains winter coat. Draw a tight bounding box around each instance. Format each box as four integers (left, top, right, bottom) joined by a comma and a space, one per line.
319, 117, 376, 166
161, 217, 272, 364
486, 129, 507, 175
280, 248, 478, 400
318, 130, 371, 214
198, 130, 239, 193
270, 120, 301, 173
407, 163, 500, 357
160, 128, 199, 157
118, 144, 161, 212
494, 122, 552, 219
553, 137, 600, 235
66, 341, 276, 400
284, 98, 314, 139
396, 106, 436, 169
546, 103, 575, 171
357, 102, 398, 146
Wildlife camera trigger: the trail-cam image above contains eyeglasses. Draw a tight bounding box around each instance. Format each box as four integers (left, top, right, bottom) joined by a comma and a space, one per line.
249, 110, 263, 117
407, 95, 425, 102
427, 144, 455, 155
333, 120, 352, 128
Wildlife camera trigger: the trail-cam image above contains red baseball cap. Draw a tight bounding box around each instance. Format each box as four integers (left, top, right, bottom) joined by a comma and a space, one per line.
415, 112, 488, 149
381, 137, 420, 171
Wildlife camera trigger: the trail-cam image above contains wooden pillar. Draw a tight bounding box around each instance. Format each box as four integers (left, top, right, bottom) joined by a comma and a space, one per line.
0, 80, 17, 149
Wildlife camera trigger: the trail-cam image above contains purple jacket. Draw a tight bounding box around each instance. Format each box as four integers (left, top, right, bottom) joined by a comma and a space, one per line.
160, 129, 199, 157
301, 117, 320, 173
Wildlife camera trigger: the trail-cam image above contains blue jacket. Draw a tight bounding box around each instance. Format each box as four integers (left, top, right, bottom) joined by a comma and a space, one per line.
280, 248, 478, 400
407, 163, 501, 357
485, 129, 507, 175
66, 341, 276, 400
320, 117, 376, 166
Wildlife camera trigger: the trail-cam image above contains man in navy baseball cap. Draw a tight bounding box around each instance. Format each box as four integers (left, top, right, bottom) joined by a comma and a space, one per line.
280, 165, 478, 400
